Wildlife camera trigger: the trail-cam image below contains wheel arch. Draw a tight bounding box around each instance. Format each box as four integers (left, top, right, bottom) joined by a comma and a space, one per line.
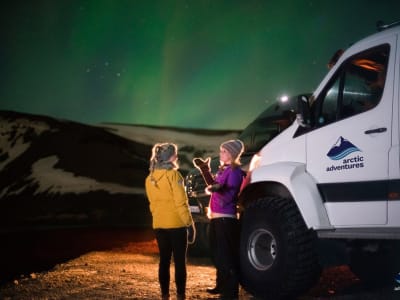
239, 162, 332, 230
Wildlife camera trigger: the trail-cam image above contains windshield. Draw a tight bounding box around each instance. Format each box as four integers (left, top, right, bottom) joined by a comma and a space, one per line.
239, 95, 304, 153
185, 94, 308, 197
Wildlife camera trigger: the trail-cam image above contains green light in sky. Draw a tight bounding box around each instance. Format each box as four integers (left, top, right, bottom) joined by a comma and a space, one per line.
1, 1, 400, 129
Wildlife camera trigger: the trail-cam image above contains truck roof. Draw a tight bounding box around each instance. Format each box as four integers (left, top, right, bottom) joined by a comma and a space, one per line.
348, 21, 400, 51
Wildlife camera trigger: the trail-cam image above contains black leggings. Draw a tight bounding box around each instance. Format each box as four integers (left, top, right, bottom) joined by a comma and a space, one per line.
154, 227, 188, 296
209, 217, 240, 297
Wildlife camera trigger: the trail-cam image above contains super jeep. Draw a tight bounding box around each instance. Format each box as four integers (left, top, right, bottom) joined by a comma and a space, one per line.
239, 21, 400, 299
185, 95, 301, 255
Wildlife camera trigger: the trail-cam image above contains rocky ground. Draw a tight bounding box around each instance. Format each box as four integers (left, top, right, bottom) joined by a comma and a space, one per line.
0, 228, 398, 299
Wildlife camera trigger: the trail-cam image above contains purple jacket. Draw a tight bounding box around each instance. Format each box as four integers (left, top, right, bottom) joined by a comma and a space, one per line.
209, 165, 245, 216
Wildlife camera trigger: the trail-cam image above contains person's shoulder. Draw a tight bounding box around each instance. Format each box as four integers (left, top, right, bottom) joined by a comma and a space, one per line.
231, 166, 245, 177
167, 169, 185, 186
230, 165, 243, 173
166, 168, 180, 173
166, 169, 183, 178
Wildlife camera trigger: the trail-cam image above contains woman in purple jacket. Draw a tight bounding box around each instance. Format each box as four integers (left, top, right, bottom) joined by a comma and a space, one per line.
206, 139, 245, 299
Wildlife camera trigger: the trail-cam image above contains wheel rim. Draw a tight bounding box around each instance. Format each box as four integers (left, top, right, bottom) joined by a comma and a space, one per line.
247, 228, 277, 271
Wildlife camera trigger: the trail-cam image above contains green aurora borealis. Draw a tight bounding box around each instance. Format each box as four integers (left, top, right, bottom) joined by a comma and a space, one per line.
1, 0, 400, 129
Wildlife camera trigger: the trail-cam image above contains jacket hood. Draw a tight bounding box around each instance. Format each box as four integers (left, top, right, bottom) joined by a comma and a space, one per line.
149, 169, 167, 186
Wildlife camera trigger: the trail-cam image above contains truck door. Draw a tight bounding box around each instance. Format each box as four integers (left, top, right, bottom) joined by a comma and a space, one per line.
305, 39, 395, 226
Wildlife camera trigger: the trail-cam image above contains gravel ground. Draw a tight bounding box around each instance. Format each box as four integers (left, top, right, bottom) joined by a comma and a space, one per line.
0, 228, 398, 299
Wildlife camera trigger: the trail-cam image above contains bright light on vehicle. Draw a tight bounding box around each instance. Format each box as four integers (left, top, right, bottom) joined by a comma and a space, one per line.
189, 205, 201, 213
206, 206, 212, 219
249, 152, 261, 172
280, 95, 289, 102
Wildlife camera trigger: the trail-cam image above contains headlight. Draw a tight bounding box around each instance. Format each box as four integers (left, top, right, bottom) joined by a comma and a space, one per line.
249, 152, 261, 172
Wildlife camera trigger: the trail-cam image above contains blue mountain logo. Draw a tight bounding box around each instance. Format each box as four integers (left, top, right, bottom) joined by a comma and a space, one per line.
395, 272, 400, 284
327, 136, 361, 160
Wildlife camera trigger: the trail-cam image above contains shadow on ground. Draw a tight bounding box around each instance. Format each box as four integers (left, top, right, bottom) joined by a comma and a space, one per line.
0, 227, 155, 283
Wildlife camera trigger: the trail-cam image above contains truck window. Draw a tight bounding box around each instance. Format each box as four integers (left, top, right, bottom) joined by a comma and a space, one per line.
239, 97, 299, 153
314, 44, 389, 127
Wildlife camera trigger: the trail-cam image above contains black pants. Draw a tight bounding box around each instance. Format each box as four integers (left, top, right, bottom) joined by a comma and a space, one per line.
154, 227, 188, 296
209, 217, 240, 298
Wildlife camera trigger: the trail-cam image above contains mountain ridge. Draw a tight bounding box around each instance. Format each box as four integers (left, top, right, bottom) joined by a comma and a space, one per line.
0, 110, 239, 231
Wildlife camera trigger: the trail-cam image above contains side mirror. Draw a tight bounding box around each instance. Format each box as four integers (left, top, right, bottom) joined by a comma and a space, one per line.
296, 94, 311, 128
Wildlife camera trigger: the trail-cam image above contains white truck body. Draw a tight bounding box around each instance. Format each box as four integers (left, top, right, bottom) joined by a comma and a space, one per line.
249, 25, 400, 232
239, 22, 400, 299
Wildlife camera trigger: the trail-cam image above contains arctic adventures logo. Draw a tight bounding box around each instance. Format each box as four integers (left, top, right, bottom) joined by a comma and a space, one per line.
395, 272, 400, 291
326, 136, 364, 172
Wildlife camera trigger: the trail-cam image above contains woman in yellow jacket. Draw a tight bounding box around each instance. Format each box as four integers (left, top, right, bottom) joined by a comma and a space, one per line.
145, 142, 193, 300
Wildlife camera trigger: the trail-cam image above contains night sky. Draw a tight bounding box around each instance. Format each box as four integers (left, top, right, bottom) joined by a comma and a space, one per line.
1, 0, 400, 129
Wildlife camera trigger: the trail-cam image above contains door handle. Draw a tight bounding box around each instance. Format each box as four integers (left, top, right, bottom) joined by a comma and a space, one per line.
364, 127, 387, 134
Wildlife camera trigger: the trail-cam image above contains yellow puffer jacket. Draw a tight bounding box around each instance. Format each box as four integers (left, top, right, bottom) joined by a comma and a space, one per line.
145, 169, 193, 229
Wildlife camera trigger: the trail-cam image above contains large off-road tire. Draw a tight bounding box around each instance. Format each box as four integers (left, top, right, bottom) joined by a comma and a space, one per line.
349, 240, 400, 286
239, 196, 321, 299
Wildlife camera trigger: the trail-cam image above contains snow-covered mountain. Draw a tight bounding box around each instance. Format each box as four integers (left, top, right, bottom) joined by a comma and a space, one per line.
0, 110, 239, 231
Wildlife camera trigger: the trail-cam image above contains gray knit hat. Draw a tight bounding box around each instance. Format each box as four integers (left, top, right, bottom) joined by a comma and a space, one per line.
156, 143, 176, 162
150, 142, 178, 170
221, 139, 244, 161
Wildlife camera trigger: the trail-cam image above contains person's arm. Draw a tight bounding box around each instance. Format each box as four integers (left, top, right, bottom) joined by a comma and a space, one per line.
145, 176, 155, 214
170, 171, 193, 226
223, 168, 243, 200
206, 183, 222, 193
208, 168, 242, 207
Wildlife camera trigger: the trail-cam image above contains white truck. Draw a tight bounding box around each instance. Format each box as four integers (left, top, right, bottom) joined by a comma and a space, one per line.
239, 21, 400, 299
